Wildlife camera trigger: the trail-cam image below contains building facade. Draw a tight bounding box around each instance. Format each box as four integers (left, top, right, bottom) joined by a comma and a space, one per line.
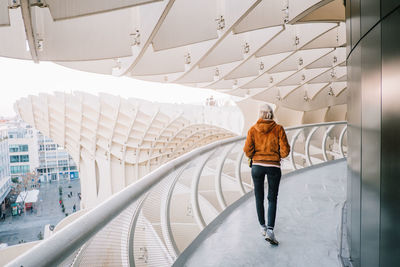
7, 121, 39, 179
0, 126, 11, 208
6, 119, 78, 182
36, 133, 78, 182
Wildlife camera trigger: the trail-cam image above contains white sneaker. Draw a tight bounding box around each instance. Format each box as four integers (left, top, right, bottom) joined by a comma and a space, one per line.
261, 225, 267, 236
265, 229, 279, 245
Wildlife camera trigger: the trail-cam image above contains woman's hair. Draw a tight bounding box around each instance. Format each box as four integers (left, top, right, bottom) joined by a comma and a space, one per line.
259, 104, 274, 120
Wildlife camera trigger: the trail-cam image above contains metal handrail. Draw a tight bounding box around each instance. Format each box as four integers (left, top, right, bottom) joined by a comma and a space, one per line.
6, 121, 347, 267
6, 136, 244, 267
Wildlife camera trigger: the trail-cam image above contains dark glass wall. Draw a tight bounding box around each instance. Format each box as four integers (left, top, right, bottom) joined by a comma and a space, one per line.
346, 1, 400, 266
380, 8, 400, 266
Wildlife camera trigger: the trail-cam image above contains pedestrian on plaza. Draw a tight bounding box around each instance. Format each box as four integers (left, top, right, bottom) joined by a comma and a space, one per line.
73, 204, 76, 212
59, 199, 62, 205
70, 191, 73, 196
243, 104, 290, 245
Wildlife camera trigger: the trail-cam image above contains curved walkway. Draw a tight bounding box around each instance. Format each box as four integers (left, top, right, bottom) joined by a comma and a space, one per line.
174, 159, 346, 267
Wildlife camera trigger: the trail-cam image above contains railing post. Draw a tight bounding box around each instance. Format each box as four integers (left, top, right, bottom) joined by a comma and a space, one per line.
190, 151, 216, 230
339, 125, 347, 158
160, 166, 188, 259
235, 151, 246, 196
128, 196, 148, 267
305, 126, 319, 166
289, 129, 303, 170
71, 244, 87, 267
215, 144, 236, 210
322, 125, 336, 161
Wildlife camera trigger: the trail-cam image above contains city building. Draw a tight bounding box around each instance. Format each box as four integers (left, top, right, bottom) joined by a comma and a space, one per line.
7, 120, 39, 179
5, 119, 78, 182
1, 0, 400, 267
36, 133, 78, 182
0, 125, 11, 210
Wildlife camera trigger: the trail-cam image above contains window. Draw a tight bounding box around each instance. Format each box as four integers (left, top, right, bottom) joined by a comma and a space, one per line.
9, 144, 29, 152
58, 152, 68, 157
51, 173, 57, 180
9, 144, 19, 152
10, 155, 19, 163
20, 155, 29, 162
45, 144, 56, 151
11, 166, 19, 174
22, 165, 29, 173
39, 144, 45, 151
9, 154, 29, 163
46, 152, 56, 159
10, 165, 30, 174
47, 161, 57, 167
58, 160, 68, 166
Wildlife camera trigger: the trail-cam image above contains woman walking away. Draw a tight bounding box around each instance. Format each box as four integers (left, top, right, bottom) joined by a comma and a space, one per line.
243, 104, 290, 245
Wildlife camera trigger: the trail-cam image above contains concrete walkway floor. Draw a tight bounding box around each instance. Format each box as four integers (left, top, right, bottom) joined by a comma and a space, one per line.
175, 159, 346, 267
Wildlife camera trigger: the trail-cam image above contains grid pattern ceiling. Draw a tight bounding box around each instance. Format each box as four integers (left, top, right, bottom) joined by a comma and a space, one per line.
0, 0, 346, 111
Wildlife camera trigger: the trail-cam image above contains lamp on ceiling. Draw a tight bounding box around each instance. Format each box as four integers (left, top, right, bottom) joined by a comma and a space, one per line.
328, 86, 335, 96
8, 0, 20, 9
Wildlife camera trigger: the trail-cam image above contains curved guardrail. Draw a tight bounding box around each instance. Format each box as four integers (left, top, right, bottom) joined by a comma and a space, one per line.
6, 121, 347, 267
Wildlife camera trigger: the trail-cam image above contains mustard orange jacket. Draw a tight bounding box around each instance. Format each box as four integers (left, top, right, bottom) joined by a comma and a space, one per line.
243, 119, 290, 166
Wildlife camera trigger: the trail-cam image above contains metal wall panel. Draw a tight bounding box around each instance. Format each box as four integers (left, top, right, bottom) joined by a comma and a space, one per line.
360, 23, 381, 267
350, 0, 361, 50
360, 0, 381, 36
380, 8, 400, 267
346, 42, 362, 267
381, 0, 400, 18
347, 2, 400, 266
345, 0, 352, 56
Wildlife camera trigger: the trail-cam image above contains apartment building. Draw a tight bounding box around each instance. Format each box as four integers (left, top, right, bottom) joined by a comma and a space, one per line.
36, 133, 79, 182
0, 125, 11, 208
7, 121, 39, 179
6, 119, 78, 182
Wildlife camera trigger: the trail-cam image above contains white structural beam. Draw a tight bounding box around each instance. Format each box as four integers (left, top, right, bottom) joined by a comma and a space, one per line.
45, 0, 162, 21
20, 0, 38, 62
0, 1, 10, 26
1, 0, 346, 115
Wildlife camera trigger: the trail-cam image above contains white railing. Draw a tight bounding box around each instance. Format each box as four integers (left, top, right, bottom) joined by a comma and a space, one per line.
5, 121, 347, 267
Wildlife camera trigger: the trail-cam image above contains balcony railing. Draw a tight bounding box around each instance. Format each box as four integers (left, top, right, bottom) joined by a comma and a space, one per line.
6, 121, 347, 267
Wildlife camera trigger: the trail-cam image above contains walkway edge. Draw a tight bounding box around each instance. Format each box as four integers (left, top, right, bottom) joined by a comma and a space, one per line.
173, 158, 346, 266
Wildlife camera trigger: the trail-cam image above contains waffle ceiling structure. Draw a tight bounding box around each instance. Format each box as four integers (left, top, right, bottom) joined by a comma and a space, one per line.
0, 0, 346, 112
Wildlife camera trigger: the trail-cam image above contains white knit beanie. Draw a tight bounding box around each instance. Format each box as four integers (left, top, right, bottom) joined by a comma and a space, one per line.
259, 104, 274, 120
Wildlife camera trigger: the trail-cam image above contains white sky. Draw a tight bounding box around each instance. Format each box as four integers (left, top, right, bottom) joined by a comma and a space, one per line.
0, 57, 231, 117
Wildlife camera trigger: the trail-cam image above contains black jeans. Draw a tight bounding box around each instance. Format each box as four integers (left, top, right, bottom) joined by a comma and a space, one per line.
251, 165, 281, 228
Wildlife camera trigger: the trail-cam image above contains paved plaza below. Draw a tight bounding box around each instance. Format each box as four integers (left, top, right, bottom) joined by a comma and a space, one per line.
0, 179, 81, 246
